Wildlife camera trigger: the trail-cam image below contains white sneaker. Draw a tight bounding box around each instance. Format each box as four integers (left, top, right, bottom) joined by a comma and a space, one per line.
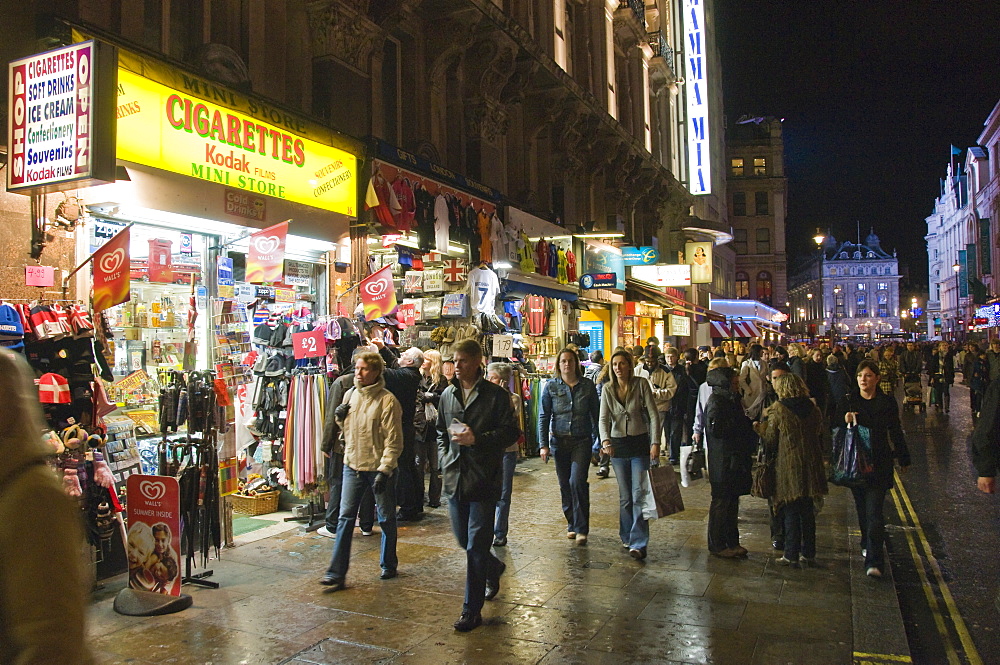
866, 567, 882, 578
360, 529, 374, 536
317, 526, 335, 538
861, 549, 867, 558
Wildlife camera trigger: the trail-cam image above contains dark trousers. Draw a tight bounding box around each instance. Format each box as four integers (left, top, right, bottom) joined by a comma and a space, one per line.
553, 436, 591, 535
415, 428, 441, 506
324, 452, 344, 530
768, 498, 785, 544
783, 497, 816, 560
395, 430, 422, 517
449, 497, 504, 616
664, 412, 685, 463
708, 482, 741, 552
851, 485, 888, 569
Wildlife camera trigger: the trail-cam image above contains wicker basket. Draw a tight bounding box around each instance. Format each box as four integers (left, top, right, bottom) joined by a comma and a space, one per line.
230, 490, 281, 516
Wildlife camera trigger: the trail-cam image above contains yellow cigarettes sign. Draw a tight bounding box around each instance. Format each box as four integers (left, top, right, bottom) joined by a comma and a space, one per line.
116, 68, 356, 215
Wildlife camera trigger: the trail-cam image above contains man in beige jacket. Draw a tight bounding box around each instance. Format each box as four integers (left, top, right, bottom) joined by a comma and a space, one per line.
321, 351, 403, 590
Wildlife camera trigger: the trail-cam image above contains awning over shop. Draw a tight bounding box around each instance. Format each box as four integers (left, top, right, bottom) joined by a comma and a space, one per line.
709, 321, 761, 338
501, 269, 579, 302
625, 278, 723, 320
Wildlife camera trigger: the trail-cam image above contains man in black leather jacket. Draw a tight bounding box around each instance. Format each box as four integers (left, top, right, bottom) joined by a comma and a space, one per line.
436, 340, 519, 632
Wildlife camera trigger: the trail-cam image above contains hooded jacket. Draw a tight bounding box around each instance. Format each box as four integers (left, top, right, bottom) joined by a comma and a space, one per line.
0, 349, 94, 665
338, 376, 403, 474
757, 396, 828, 510
704, 367, 756, 493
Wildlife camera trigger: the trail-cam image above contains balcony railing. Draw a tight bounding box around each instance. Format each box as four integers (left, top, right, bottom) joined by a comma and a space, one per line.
619, 0, 645, 28
646, 30, 674, 72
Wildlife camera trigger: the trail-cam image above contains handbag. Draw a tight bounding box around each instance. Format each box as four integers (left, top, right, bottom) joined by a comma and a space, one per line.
685, 445, 705, 481
829, 423, 874, 487
750, 447, 775, 498
642, 463, 685, 519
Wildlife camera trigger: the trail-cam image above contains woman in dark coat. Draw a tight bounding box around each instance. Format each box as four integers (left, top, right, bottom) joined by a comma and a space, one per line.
704, 367, 756, 558
839, 359, 911, 579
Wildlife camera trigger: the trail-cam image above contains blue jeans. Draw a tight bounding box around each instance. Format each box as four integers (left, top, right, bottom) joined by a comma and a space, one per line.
610, 456, 650, 549
450, 497, 504, 616
326, 466, 398, 579
553, 436, 591, 535
493, 451, 518, 539
783, 497, 816, 560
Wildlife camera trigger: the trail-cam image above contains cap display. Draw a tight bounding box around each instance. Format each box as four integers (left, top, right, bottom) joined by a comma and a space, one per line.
38, 372, 71, 404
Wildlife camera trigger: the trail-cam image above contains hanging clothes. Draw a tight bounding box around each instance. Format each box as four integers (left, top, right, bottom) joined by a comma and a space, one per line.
433, 194, 450, 251
391, 177, 416, 232
477, 209, 493, 264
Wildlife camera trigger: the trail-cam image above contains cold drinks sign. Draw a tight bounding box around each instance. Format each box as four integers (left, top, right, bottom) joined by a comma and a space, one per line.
7, 40, 117, 194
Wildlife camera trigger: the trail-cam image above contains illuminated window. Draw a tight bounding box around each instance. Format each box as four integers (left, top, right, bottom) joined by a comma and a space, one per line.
736, 272, 750, 298
857, 283, 865, 290
857, 293, 867, 316
731, 158, 744, 176
733, 192, 747, 216
877, 292, 888, 317
755, 192, 769, 215
753, 157, 767, 175
756, 271, 772, 304
877, 282, 888, 290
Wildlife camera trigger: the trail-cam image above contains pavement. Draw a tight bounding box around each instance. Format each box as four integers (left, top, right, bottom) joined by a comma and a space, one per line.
88, 455, 913, 665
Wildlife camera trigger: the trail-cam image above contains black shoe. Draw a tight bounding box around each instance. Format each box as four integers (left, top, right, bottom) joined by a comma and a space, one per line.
428, 501, 441, 508
596, 467, 609, 478
485, 561, 507, 600
454, 611, 483, 632
772, 540, 784, 551
380, 568, 397, 580
319, 574, 345, 590
668, 459, 679, 466
493, 536, 507, 547
396, 511, 423, 522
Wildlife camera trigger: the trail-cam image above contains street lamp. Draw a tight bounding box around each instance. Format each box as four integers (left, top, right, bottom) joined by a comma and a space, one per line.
953, 262, 961, 273
813, 229, 826, 247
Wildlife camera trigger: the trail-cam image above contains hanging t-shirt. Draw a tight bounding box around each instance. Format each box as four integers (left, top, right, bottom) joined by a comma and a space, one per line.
556, 248, 568, 284
520, 295, 551, 336
548, 243, 559, 278
566, 249, 577, 283
489, 215, 505, 264
518, 231, 536, 272
391, 178, 415, 231
535, 238, 550, 276
477, 210, 493, 264
433, 194, 450, 251
467, 266, 501, 315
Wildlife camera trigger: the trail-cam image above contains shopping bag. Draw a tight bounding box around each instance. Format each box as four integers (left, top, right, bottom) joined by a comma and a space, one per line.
750, 448, 775, 498
686, 445, 706, 481
828, 424, 874, 488
647, 463, 685, 518
639, 473, 659, 521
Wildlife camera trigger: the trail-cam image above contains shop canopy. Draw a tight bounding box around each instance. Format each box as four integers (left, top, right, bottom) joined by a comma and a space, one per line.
709, 321, 761, 338
625, 278, 723, 320
501, 269, 578, 302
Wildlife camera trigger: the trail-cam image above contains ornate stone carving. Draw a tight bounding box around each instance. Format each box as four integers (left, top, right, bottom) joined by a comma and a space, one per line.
306, 1, 384, 74
465, 99, 510, 144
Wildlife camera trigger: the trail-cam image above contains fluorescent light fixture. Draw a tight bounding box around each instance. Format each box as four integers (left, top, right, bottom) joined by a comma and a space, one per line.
527, 235, 572, 242
494, 260, 513, 269
573, 232, 625, 239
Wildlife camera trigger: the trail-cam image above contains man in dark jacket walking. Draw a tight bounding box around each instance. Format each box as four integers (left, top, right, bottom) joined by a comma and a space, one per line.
378, 344, 424, 521
663, 348, 689, 465
437, 339, 520, 632
973, 377, 1000, 494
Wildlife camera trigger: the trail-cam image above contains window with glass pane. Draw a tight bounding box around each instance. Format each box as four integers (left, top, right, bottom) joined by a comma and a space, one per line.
856, 293, 867, 316
756, 271, 772, 304
877, 282, 888, 290
733, 192, 747, 216
754, 191, 769, 215
736, 272, 749, 298
733, 228, 748, 254
877, 292, 888, 317
731, 158, 744, 176
756, 227, 770, 254
857, 283, 865, 290
753, 157, 767, 175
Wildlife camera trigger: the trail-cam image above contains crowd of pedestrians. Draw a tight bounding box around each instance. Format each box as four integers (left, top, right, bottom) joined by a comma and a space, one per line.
314, 332, 1000, 631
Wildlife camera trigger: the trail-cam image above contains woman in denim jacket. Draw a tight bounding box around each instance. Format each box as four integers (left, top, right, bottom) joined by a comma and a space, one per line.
539, 349, 601, 545
599, 349, 661, 559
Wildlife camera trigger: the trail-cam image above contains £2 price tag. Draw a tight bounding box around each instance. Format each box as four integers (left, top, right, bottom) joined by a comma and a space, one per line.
492, 334, 514, 358
292, 330, 325, 359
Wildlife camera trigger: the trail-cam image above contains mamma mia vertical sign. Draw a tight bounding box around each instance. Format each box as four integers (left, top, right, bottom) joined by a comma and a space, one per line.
684, 0, 711, 195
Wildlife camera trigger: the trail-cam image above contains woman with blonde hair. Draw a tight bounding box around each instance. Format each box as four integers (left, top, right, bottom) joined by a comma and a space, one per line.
755, 373, 827, 566
418, 349, 448, 508
599, 349, 660, 559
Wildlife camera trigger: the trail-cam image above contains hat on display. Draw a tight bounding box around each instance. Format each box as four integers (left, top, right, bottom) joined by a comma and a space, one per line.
0, 303, 25, 349
264, 353, 285, 377
252, 324, 273, 346
38, 372, 71, 404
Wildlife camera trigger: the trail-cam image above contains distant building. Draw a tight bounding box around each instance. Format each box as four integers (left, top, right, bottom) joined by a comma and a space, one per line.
725, 116, 788, 308
789, 231, 901, 340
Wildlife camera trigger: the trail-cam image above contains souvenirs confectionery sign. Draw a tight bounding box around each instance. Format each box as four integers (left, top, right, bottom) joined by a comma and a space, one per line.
116, 67, 357, 214
126, 474, 182, 596
7, 40, 117, 194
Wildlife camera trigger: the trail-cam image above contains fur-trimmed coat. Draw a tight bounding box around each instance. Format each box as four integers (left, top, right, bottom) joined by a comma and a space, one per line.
756, 396, 828, 509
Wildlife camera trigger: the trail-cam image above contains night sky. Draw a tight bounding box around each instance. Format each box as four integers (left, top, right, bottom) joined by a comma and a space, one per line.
715, 0, 1000, 290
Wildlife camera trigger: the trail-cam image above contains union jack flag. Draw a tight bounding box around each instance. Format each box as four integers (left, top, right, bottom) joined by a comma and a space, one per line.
443, 259, 468, 283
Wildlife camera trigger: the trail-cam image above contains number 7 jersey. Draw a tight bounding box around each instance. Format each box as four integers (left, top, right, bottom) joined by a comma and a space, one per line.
467, 265, 501, 315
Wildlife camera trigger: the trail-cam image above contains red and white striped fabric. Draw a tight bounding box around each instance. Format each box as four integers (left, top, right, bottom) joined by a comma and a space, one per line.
709, 321, 730, 338
732, 321, 760, 338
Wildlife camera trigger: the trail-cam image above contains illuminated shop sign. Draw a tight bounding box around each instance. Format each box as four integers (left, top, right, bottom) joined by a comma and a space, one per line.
684, 0, 712, 195
7, 40, 117, 194
116, 68, 357, 214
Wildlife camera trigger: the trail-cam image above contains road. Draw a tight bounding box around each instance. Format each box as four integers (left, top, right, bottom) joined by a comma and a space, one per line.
888, 380, 1000, 665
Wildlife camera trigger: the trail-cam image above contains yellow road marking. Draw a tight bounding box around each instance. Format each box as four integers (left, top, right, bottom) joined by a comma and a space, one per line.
893, 472, 984, 665
852, 653, 913, 664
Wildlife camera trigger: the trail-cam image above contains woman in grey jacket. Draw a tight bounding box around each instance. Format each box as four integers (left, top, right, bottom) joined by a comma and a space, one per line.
599, 349, 661, 559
